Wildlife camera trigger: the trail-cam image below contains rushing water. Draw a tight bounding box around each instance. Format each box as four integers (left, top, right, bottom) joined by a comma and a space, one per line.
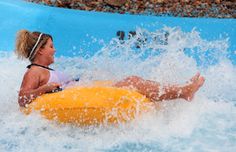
0, 27, 235, 152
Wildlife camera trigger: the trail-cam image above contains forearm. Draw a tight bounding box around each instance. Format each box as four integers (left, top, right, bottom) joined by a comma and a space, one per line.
18, 85, 49, 107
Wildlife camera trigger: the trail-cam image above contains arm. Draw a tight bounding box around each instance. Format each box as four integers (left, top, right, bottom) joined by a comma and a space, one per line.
18, 71, 60, 107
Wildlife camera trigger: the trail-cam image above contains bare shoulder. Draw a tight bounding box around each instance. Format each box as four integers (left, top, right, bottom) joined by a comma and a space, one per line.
20, 68, 42, 90
24, 68, 42, 80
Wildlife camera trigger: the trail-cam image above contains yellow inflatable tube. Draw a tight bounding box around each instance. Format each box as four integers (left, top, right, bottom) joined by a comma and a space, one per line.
22, 86, 153, 126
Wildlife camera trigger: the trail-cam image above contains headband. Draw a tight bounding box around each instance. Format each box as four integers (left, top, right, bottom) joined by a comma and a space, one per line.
29, 33, 43, 61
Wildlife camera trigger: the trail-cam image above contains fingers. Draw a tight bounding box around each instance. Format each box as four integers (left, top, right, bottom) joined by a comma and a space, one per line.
45, 82, 62, 93
50, 82, 61, 87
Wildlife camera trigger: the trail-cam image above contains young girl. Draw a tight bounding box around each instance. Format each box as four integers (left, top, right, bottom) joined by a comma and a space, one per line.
15, 30, 205, 107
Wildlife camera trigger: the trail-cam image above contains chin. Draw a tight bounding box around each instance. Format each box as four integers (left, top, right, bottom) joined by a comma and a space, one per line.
50, 57, 54, 64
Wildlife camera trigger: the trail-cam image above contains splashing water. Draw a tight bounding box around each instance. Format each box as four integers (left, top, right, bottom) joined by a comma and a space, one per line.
0, 27, 235, 152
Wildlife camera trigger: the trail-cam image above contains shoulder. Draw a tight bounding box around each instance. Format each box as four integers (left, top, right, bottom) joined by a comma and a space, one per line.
20, 68, 43, 90
23, 68, 41, 80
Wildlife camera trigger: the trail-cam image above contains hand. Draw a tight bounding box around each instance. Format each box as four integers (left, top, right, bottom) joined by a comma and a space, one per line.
43, 82, 61, 93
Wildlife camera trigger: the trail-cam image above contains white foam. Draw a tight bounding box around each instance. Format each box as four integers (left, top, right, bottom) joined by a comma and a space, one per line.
0, 27, 235, 152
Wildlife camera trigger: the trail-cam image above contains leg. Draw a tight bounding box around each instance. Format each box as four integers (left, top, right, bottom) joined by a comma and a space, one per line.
114, 73, 205, 102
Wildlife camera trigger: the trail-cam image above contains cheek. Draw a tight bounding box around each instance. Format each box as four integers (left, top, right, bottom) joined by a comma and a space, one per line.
51, 50, 55, 55
45, 51, 53, 60
48, 49, 54, 56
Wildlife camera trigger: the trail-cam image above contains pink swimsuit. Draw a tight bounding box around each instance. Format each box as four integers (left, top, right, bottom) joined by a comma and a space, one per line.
47, 70, 76, 88
27, 64, 79, 89
48, 70, 70, 84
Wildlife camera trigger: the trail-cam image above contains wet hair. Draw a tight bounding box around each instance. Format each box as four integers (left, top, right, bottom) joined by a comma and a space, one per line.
15, 29, 53, 61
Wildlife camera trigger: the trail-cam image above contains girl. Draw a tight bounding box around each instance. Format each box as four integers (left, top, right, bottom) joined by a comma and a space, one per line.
15, 30, 205, 107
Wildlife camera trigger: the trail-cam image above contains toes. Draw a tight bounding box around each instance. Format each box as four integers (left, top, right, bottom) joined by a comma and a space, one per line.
191, 72, 200, 82
198, 76, 205, 86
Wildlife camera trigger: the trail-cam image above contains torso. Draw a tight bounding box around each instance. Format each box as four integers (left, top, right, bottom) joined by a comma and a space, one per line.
27, 64, 72, 87
47, 70, 71, 85
28, 66, 50, 87
21, 64, 75, 92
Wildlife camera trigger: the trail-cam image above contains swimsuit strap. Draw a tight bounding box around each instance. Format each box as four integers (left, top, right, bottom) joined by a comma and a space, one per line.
27, 63, 54, 71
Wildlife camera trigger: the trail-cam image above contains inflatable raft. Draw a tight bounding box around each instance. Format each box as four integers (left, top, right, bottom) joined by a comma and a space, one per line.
23, 86, 153, 126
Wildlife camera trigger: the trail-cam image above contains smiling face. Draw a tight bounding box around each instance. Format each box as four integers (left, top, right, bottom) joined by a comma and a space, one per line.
37, 38, 56, 65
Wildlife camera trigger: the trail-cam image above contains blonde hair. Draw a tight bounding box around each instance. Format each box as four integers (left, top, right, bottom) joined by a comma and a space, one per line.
15, 29, 52, 61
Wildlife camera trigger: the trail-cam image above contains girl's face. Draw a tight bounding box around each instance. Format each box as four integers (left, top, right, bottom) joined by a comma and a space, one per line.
40, 38, 55, 64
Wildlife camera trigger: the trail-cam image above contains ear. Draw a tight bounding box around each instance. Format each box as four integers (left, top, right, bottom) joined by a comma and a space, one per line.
37, 47, 44, 55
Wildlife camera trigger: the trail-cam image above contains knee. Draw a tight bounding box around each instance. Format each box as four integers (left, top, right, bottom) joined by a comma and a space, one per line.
115, 76, 143, 88
125, 76, 142, 84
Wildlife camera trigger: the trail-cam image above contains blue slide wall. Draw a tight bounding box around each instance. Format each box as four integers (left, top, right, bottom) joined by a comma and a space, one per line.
0, 0, 235, 62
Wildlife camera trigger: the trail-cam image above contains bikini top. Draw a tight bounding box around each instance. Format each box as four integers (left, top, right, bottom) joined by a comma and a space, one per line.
27, 63, 79, 88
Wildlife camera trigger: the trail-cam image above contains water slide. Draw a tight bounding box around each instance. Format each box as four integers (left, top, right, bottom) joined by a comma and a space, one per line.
1, 0, 236, 151
0, 0, 235, 63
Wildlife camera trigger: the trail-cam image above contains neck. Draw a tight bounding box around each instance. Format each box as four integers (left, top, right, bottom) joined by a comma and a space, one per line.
28, 63, 54, 71
32, 61, 50, 67
32, 58, 51, 67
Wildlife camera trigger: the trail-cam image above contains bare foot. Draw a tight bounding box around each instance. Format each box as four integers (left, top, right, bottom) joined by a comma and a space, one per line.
190, 72, 200, 82
182, 74, 205, 101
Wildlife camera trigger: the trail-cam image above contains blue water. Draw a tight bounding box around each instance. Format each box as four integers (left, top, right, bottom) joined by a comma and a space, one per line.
0, 0, 236, 152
